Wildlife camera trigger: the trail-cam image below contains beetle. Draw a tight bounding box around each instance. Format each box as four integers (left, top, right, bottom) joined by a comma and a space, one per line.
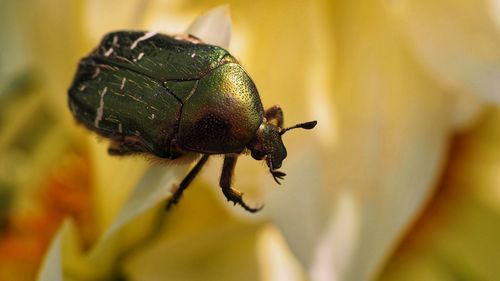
68, 31, 317, 212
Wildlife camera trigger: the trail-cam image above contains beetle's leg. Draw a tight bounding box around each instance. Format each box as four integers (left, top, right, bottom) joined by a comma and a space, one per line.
264, 105, 284, 128
166, 154, 210, 210
108, 140, 129, 155
107, 137, 148, 156
220, 155, 263, 213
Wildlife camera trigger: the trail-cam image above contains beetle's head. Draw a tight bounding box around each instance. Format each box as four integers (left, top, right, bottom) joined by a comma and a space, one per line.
247, 120, 317, 184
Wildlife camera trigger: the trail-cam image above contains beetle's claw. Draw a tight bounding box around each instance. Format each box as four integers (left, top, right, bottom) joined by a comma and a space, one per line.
166, 195, 181, 211
271, 170, 286, 184
222, 187, 264, 213
165, 185, 181, 211
240, 201, 264, 213
166, 198, 177, 211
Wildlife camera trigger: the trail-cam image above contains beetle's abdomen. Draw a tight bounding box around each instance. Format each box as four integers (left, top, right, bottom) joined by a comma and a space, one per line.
68, 57, 181, 157
178, 63, 264, 154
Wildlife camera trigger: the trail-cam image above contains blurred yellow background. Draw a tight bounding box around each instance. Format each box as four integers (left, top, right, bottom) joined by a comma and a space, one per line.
1, 0, 500, 280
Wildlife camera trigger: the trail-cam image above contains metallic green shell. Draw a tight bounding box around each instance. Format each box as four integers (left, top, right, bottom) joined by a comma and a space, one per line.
90, 31, 231, 82
68, 31, 264, 157
178, 63, 264, 153
163, 80, 198, 103
68, 58, 180, 157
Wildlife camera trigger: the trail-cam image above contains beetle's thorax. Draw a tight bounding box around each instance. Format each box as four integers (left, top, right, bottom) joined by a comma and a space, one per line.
247, 122, 287, 170
176, 62, 264, 154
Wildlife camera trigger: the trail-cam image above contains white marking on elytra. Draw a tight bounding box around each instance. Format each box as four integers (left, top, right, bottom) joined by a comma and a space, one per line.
118, 122, 123, 133
130, 31, 157, 50
115, 55, 134, 64
134, 52, 145, 62
94, 87, 108, 128
127, 94, 146, 104
112, 35, 118, 46
104, 48, 114, 57
69, 101, 77, 115
120, 77, 126, 90
91, 67, 101, 79
148, 113, 155, 120
78, 84, 87, 92
191, 53, 196, 58
185, 80, 199, 101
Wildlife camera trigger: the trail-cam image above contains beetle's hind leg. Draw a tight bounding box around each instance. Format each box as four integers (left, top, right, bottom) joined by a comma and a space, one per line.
220, 155, 263, 213
166, 154, 209, 210
264, 105, 284, 128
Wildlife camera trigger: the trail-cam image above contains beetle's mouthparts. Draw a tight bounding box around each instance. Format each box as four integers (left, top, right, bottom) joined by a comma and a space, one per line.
280, 120, 317, 135
271, 169, 286, 184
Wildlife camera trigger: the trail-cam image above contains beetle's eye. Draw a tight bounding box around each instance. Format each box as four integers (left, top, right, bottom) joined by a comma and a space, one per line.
251, 150, 266, 160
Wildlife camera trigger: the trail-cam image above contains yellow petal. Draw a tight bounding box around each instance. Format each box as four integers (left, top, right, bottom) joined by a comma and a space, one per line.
121, 182, 263, 281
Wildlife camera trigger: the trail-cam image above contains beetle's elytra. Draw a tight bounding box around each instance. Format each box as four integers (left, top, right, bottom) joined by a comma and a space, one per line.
68, 31, 317, 212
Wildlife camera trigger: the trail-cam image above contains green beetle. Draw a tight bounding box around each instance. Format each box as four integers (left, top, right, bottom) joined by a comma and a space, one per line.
68, 31, 316, 212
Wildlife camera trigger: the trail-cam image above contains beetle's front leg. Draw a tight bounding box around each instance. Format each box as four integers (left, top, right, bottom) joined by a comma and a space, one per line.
166, 154, 210, 210
220, 155, 263, 213
264, 105, 284, 128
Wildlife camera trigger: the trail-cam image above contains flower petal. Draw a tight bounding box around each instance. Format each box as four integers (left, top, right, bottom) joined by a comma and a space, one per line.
186, 5, 232, 48
392, 0, 500, 104
37, 224, 65, 281
263, 1, 454, 280
102, 164, 182, 239
379, 109, 500, 280
37, 220, 81, 281
121, 181, 263, 281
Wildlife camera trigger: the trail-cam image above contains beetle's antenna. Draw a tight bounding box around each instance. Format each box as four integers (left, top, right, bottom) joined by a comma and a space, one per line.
280, 120, 317, 135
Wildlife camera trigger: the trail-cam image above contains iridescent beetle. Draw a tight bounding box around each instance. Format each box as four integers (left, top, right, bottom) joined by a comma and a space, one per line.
68, 31, 317, 212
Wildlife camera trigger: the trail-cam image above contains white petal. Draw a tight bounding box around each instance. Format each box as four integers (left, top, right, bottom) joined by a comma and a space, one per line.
37, 224, 65, 281
186, 5, 232, 48
103, 164, 182, 239
37, 220, 80, 281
